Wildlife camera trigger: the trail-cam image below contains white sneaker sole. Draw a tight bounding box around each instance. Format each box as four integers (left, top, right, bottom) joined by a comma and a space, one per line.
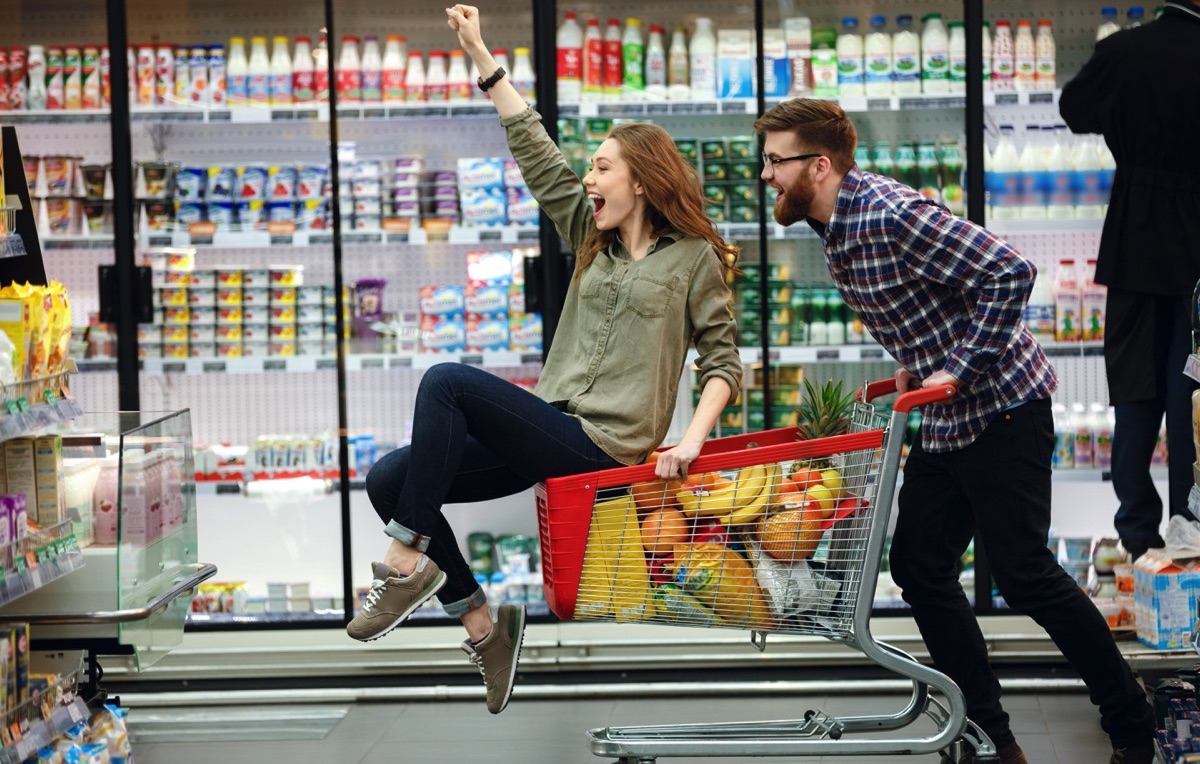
492, 605, 526, 714
348, 570, 448, 643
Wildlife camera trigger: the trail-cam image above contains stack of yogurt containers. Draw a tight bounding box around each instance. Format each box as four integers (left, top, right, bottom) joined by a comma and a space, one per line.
23, 154, 86, 236
172, 162, 328, 231
422, 167, 459, 224
455, 157, 538, 227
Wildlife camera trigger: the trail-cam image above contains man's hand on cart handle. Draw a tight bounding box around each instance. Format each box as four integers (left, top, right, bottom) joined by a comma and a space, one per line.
896, 368, 959, 398
654, 441, 702, 482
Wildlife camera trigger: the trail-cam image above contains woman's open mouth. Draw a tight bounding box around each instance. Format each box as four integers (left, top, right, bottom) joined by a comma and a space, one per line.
588, 193, 606, 216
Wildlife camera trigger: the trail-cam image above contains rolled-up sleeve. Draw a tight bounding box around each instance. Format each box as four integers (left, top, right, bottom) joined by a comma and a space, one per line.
500, 107, 594, 251
687, 249, 742, 404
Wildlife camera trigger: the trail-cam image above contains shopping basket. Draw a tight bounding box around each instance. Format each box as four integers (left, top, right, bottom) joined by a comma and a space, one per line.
534, 379, 999, 762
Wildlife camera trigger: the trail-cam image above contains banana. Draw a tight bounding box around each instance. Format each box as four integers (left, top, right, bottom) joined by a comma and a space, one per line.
675, 463, 768, 517
720, 463, 780, 525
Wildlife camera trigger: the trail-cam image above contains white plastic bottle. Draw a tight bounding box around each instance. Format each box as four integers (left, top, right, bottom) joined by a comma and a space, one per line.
982, 21, 993, 91
313, 33, 329, 102
1024, 269, 1057, 338
269, 36, 292, 106
1017, 125, 1047, 219
361, 36, 383, 103
1035, 20, 1056, 90
892, 15, 921, 95
582, 18, 603, 100
1014, 20, 1036, 92
668, 26, 689, 100
1072, 134, 1104, 218
426, 50, 448, 102
992, 21, 1015, 91
1071, 402, 1095, 468
336, 36, 361, 104
1052, 402, 1075, 468
1092, 403, 1115, 468
556, 11, 583, 104
27, 46, 47, 110
920, 13, 950, 95
836, 17, 865, 97
447, 50, 471, 102
1097, 138, 1116, 216
511, 47, 536, 100
404, 51, 426, 101
864, 16, 892, 96
689, 17, 718, 100
603, 18, 623, 100
227, 37, 249, 106
1045, 126, 1076, 219
1096, 7, 1122, 40
382, 35, 406, 103
989, 124, 1022, 219
247, 37, 271, 107
292, 37, 315, 103
948, 21, 967, 94
645, 24, 667, 99
1127, 6, 1145, 28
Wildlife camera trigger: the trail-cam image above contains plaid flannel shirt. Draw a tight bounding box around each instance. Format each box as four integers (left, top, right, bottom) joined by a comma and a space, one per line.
810, 166, 1058, 453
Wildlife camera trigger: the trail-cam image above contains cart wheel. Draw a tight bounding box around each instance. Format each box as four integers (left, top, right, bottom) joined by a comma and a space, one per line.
829, 728, 842, 741
803, 710, 815, 721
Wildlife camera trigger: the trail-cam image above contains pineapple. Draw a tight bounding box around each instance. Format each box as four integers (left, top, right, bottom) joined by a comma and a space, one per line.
795, 378, 856, 441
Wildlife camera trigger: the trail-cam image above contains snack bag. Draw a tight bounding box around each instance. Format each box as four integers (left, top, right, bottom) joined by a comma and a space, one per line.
667, 541, 776, 629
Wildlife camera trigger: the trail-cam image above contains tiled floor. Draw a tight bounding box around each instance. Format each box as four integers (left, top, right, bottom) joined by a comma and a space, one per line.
129, 688, 1118, 763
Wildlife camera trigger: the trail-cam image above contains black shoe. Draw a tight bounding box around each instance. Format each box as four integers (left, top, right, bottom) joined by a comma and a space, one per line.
1122, 536, 1165, 562
1110, 739, 1154, 764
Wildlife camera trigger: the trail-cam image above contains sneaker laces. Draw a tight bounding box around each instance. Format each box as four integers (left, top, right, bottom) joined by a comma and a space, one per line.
363, 578, 387, 613
467, 649, 486, 678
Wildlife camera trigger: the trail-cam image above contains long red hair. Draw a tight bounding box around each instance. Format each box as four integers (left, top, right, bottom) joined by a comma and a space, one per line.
575, 122, 739, 283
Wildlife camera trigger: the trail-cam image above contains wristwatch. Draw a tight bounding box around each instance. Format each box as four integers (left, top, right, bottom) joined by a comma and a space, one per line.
477, 66, 506, 92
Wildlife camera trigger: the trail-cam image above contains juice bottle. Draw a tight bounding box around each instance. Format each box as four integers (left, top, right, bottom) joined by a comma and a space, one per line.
623, 17, 645, 96
313, 33, 329, 102
426, 50, 448, 102
335, 36, 361, 105
645, 25, 667, 99
689, 17, 717, 100
864, 16, 892, 96
381, 35, 406, 103
836, 17, 864, 97
948, 21, 967, 94
894, 142, 918, 189
293, 36, 316, 103
891, 15, 920, 95
1013, 20, 1036, 92
248, 36, 271, 107
992, 21, 1015, 92
269, 36, 293, 106
667, 26, 689, 100
920, 13, 949, 95
603, 19, 623, 100
1053, 258, 1082, 342
582, 18, 603, 100
872, 141, 895, 179
1035, 20, 1056, 90
226, 37, 249, 106
556, 11, 583, 104
64, 46, 83, 109
404, 51, 425, 101
361, 35, 383, 103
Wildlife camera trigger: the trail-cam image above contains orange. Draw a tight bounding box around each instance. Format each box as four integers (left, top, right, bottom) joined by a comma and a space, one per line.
789, 468, 822, 491
640, 508, 689, 554
631, 479, 680, 512
759, 502, 825, 561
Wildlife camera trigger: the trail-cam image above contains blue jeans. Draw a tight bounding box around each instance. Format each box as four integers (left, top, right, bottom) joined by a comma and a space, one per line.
364, 363, 621, 616
891, 399, 1153, 749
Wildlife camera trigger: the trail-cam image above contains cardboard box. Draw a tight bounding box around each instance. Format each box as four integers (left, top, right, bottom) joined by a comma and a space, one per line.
2, 440, 34, 521
33, 436, 64, 528
1134, 558, 1200, 650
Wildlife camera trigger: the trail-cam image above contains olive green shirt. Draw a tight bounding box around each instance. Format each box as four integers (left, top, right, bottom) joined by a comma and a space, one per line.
501, 107, 742, 465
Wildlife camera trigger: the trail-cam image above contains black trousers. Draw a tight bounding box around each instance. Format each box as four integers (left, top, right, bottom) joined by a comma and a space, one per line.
890, 398, 1154, 749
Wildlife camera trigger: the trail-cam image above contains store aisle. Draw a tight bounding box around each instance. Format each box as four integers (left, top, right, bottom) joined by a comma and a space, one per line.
129, 689, 1114, 763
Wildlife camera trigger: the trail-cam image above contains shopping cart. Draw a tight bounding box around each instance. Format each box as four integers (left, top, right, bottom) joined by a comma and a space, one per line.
535, 378, 998, 762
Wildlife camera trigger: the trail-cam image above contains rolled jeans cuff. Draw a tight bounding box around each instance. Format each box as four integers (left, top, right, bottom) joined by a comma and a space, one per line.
442, 586, 488, 618
385, 520, 430, 553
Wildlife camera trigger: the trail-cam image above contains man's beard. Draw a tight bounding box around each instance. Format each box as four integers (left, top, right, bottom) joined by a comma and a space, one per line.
772, 173, 816, 227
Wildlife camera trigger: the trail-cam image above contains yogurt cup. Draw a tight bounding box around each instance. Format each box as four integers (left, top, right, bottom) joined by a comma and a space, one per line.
216, 341, 243, 358
188, 325, 215, 343
269, 266, 303, 287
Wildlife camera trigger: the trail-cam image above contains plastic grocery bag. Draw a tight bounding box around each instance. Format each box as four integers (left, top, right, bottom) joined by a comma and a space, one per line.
1164, 513, 1200, 558
748, 543, 842, 619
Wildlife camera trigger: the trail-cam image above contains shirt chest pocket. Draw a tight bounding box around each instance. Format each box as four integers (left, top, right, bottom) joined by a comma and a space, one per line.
580, 259, 617, 300
626, 274, 679, 318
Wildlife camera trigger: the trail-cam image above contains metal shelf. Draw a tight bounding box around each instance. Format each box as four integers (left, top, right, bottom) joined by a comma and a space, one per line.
129, 351, 543, 377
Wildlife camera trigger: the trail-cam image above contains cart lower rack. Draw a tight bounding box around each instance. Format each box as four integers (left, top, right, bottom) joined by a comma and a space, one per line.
535, 379, 999, 762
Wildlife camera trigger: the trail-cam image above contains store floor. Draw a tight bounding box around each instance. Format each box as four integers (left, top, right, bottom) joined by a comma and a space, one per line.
128, 689, 1115, 763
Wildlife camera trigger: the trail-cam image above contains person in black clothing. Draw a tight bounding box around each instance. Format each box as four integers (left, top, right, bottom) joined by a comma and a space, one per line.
1060, 1, 1200, 561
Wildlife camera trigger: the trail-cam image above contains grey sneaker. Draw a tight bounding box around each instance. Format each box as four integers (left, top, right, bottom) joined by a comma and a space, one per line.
346, 557, 446, 642
461, 604, 526, 714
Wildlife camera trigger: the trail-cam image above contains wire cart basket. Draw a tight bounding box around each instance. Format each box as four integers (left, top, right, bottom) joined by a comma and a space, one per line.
535, 379, 999, 763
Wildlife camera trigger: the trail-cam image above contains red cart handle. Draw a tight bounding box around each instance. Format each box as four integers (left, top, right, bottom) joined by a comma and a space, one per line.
857, 378, 957, 413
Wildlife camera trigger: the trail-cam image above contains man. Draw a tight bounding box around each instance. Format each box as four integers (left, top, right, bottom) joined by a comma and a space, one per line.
754, 98, 1155, 764
1059, 2, 1200, 561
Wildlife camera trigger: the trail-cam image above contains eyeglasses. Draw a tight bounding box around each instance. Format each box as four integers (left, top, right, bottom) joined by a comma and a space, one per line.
761, 152, 823, 172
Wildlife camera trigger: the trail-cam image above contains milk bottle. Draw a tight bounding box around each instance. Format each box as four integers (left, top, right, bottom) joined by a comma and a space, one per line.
1018, 125, 1047, 219
982, 21, 992, 91
668, 26, 689, 100
920, 13, 949, 95
582, 18, 603, 100
603, 19, 623, 100
269, 36, 292, 106
404, 51, 426, 101
948, 21, 967, 94
1025, 269, 1056, 337
1035, 20, 1056, 89
227, 37, 249, 106
1097, 139, 1116, 215
1072, 135, 1105, 218
1054, 258, 1082, 342
1071, 402, 1095, 468
1045, 126, 1076, 219
837, 17, 865, 97
689, 17, 718, 100
426, 51, 448, 102
1081, 258, 1107, 341
1127, 6, 1145, 27
556, 12, 583, 104
892, 15, 921, 95
381, 36, 406, 103
645, 25, 667, 99
1092, 403, 1114, 468
447, 49, 471, 102
293, 37, 316, 103
1097, 7, 1122, 40
247, 37, 271, 107
361, 36, 383, 103
992, 21, 1015, 91
1013, 20, 1036, 91
335, 36, 361, 105
864, 16, 893, 96
511, 48, 536, 100
987, 125, 1021, 219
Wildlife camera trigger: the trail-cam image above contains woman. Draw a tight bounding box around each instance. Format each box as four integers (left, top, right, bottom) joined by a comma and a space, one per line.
348, 4, 742, 715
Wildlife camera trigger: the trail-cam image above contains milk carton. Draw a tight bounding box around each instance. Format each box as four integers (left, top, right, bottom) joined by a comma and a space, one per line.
810, 29, 838, 98
1081, 258, 1106, 341
783, 16, 813, 96
717, 29, 755, 99
1053, 258, 1082, 342
762, 29, 791, 98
